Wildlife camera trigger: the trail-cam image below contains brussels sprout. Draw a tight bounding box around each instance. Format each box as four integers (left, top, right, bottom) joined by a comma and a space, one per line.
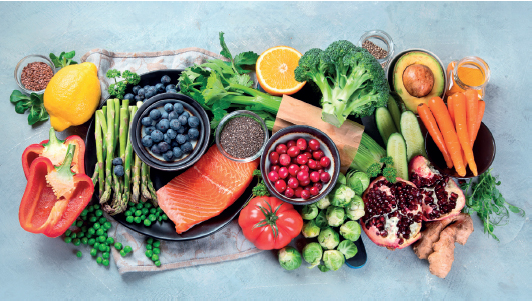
278, 246, 302, 271
316, 195, 331, 210
326, 206, 345, 227
318, 264, 329, 272
302, 220, 321, 238
337, 240, 358, 259
346, 195, 365, 221
323, 250, 345, 271
337, 172, 346, 186
339, 221, 362, 241
346, 171, 370, 196
331, 184, 355, 207
302, 242, 323, 268
315, 210, 329, 229
301, 204, 318, 220
318, 227, 340, 250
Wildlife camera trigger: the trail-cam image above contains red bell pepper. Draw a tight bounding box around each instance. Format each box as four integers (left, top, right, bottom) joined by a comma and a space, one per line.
19, 144, 94, 238
21, 127, 85, 179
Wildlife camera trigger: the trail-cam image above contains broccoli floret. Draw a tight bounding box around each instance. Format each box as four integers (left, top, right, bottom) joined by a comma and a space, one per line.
294, 48, 333, 101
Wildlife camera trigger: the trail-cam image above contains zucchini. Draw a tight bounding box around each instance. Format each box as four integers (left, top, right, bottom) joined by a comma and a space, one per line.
387, 95, 402, 130
400, 111, 428, 161
375, 107, 398, 145
387, 133, 409, 180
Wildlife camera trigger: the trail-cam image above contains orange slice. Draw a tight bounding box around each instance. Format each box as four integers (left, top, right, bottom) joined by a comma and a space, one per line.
256, 46, 305, 96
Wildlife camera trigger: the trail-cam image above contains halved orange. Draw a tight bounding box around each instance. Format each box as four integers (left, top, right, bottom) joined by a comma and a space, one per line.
256, 46, 305, 96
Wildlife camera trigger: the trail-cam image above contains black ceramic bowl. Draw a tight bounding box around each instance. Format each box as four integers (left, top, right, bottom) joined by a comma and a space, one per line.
131, 93, 210, 171
260, 125, 340, 205
425, 122, 496, 178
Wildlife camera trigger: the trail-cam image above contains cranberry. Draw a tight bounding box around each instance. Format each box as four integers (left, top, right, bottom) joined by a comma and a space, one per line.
286, 140, 296, 148
268, 171, 279, 182
310, 171, 320, 182
296, 154, 308, 165
297, 170, 309, 182
294, 187, 304, 198
288, 164, 300, 176
287, 146, 300, 158
270, 165, 280, 173
279, 154, 291, 166
299, 165, 309, 173
308, 139, 320, 151
320, 172, 331, 183
301, 189, 311, 200
312, 150, 324, 160
303, 152, 312, 159
275, 180, 287, 193
307, 159, 318, 169
269, 152, 279, 165
299, 178, 311, 187
310, 186, 320, 196
296, 138, 307, 150
287, 177, 299, 189
291, 157, 298, 164
278, 167, 289, 179
317, 168, 324, 174
320, 156, 331, 168
313, 182, 323, 190
284, 187, 295, 198
275, 144, 287, 154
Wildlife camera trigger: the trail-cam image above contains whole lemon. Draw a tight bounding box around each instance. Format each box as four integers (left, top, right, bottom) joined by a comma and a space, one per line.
44, 62, 101, 131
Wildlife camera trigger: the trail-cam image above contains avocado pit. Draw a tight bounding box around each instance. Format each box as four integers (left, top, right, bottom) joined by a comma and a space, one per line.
402, 64, 434, 98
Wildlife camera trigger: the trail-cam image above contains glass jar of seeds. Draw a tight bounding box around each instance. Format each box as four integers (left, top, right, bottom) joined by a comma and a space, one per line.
14, 54, 56, 95
215, 110, 269, 163
358, 30, 394, 70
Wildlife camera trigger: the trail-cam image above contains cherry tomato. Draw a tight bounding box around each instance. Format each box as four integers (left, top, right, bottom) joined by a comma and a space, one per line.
275, 179, 287, 193
270, 165, 280, 173
299, 178, 311, 187
268, 171, 279, 182
296, 154, 308, 165
284, 187, 294, 198
297, 170, 309, 182
303, 152, 312, 159
287, 146, 300, 158
308, 139, 320, 151
279, 154, 291, 166
312, 150, 324, 160
309, 171, 320, 183
301, 189, 310, 200
310, 186, 320, 196
307, 159, 318, 170
288, 164, 300, 176
320, 172, 331, 183
313, 182, 323, 190
275, 144, 287, 154
278, 167, 289, 179
287, 177, 299, 189
296, 138, 307, 150
320, 156, 331, 168
294, 187, 304, 198
299, 165, 309, 173
269, 152, 279, 165
286, 140, 296, 148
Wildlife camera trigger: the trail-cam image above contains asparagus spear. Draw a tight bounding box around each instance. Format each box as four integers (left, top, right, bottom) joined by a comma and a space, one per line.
147, 168, 158, 207
132, 154, 141, 203
141, 162, 151, 201
119, 105, 129, 161
114, 98, 120, 142
91, 164, 99, 185
122, 106, 137, 203
96, 109, 108, 153
100, 98, 116, 203
95, 110, 105, 197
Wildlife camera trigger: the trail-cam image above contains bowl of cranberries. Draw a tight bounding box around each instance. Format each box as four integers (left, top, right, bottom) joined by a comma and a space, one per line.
260, 125, 340, 205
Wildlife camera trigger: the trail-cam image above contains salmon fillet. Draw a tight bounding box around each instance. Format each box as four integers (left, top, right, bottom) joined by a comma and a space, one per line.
157, 145, 258, 234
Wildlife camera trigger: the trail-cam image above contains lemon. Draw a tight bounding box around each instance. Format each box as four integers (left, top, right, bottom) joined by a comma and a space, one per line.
44, 62, 101, 131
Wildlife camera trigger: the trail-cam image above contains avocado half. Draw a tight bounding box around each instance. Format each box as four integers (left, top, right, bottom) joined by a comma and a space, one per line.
393, 51, 445, 113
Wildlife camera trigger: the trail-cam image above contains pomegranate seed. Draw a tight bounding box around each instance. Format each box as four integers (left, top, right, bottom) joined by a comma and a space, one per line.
297, 138, 307, 150
278, 167, 289, 179
287, 177, 299, 189
269, 152, 279, 165
275, 180, 287, 193
308, 139, 320, 151
284, 187, 294, 198
279, 154, 291, 166
268, 171, 279, 182
275, 144, 287, 154
320, 157, 331, 168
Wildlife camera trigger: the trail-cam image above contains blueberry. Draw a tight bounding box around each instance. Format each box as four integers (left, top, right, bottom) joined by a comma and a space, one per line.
156, 119, 170, 132
114, 165, 125, 177
173, 147, 183, 159
143, 85, 151, 91
163, 133, 172, 145
145, 87, 157, 98
161, 75, 171, 85
162, 150, 174, 161
150, 109, 162, 121
171, 140, 179, 148
170, 119, 181, 130
141, 135, 153, 148
164, 103, 174, 112
151, 130, 164, 143
167, 89, 177, 93
166, 84, 176, 92
137, 88, 146, 97
141, 117, 153, 127
161, 111, 169, 120
144, 126, 156, 135
173, 103, 184, 114
124, 93, 135, 101
188, 116, 200, 128
156, 83, 166, 93
133, 85, 141, 94
158, 141, 170, 153
188, 128, 200, 140
151, 144, 161, 155
176, 134, 188, 145
181, 142, 193, 154
134, 95, 144, 102
166, 128, 177, 140
168, 111, 179, 120
181, 111, 190, 119
112, 157, 123, 166
176, 126, 186, 134
178, 115, 188, 126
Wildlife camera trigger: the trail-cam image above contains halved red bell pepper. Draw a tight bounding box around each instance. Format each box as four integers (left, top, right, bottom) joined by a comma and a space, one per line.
19, 144, 94, 238
21, 127, 85, 179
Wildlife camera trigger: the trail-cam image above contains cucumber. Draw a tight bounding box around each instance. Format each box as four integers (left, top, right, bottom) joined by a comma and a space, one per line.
400, 111, 428, 161
375, 107, 398, 145
387, 133, 409, 180
387, 95, 402, 130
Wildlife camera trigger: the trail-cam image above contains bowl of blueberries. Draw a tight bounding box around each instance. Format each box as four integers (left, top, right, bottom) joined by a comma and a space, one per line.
131, 92, 210, 171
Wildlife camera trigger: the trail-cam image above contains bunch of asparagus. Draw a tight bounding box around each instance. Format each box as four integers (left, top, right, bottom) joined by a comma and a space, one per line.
91, 98, 158, 215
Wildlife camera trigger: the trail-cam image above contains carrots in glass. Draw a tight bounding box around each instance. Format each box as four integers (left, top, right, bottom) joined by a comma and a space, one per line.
428, 97, 466, 177
465, 89, 479, 146
417, 103, 453, 169
453, 95, 478, 176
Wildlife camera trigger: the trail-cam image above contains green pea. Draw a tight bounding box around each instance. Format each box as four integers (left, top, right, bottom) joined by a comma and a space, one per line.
99, 244, 107, 252
145, 250, 153, 258
81, 237, 88, 245
81, 226, 88, 233
96, 229, 104, 236
98, 236, 106, 243
155, 212, 161, 218
126, 216, 134, 223
90, 248, 97, 256
125, 211, 132, 217
76, 251, 82, 258
148, 215, 156, 222
96, 257, 103, 264
64, 237, 72, 244
143, 219, 151, 227
65, 230, 72, 237
102, 252, 110, 259
134, 217, 142, 224
88, 238, 96, 245
147, 238, 153, 245
162, 214, 168, 221
73, 239, 81, 246
81, 215, 87, 221
95, 210, 103, 217
104, 222, 112, 230
149, 208, 156, 214
88, 228, 95, 235
106, 237, 114, 245
94, 242, 100, 249
114, 242, 123, 250
93, 223, 101, 230
89, 216, 98, 223
93, 204, 100, 210
77, 232, 84, 238
88, 206, 94, 213
135, 210, 142, 217
128, 201, 135, 207
76, 220, 83, 227
136, 203, 144, 209
146, 244, 152, 250
120, 250, 127, 257
151, 254, 159, 261
153, 248, 160, 254
141, 208, 149, 215
81, 209, 88, 216
153, 241, 160, 248
141, 215, 146, 221
70, 232, 77, 239
106, 246, 110, 252
157, 216, 162, 222
145, 202, 152, 209
154, 260, 161, 267
157, 207, 163, 213
102, 259, 109, 266
99, 217, 107, 224
124, 246, 132, 253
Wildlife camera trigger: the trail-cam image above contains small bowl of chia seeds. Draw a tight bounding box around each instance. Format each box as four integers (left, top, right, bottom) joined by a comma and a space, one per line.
215, 110, 269, 163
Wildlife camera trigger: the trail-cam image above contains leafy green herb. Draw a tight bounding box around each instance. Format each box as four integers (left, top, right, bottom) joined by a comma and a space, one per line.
106, 69, 141, 99
460, 169, 526, 241
251, 169, 270, 197
49, 51, 77, 68
365, 156, 397, 183
10, 90, 49, 125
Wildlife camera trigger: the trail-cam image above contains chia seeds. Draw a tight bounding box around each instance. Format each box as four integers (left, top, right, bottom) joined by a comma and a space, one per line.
220, 116, 264, 158
362, 40, 388, 68
20, 62, 53, 91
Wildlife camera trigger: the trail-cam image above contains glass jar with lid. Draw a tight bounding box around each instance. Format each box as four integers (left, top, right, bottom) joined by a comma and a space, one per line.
446, 56, 490, 99
358, 30, 395, 70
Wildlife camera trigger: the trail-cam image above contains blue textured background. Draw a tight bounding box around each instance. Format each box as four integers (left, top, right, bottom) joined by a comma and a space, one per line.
1, 2, 531, 299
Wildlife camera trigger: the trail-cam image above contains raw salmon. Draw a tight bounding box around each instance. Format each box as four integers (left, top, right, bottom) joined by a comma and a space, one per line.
157, 145, 258, 234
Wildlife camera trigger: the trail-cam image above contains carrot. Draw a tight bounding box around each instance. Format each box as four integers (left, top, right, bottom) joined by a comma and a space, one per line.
453, 95, 478, 176
417, 103, 454, 169
471, 100, 485, 146
428, 97, 466, 176
447, 94, 455, 125
465, 89, 479, 146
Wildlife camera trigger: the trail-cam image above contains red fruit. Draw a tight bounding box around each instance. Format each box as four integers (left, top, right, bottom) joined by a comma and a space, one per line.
312, 150, 324, 160
299, 165, 309, 173
275, 144, 287, 154
301, 189, 310, 200
286, 140, 296, 148
291, 157, 298, 164
361, 176, 423, 250
299, 178, 311, 187
294, 187, 303, 198
320, 172, 331, 183
409, 155, 466, 221
288, 164, 300, 176
284, 187, 295, 198
297, 138, 307, 150
296, 154, 308, 165
278, 167, 289, 179
287, 146, 300, 158
287, 177, 299, 189
275, 179, 287, 193
268, 171, 279, 182
310, 171, 320, 183
307, 159, 318, 170
297, 170, 309, 182
310, 187, 320, 196
320, 156, 331, 168
269, 152, 279, 165
313, 182, 323, 191
303, 152, 312, 159
270, 165, 280, 173
308, 139, 320, 151
279, 154, 291, 166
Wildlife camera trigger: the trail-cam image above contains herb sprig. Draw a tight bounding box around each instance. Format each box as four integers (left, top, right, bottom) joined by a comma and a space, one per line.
460, 169, 525, 241
106, 69, 141, 99
49, 51, 77, 68
366, 156, 397, 183
10, 90, 49, 125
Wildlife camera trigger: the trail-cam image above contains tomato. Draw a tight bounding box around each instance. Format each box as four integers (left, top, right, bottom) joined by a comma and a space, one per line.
238, 196, 303, 250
